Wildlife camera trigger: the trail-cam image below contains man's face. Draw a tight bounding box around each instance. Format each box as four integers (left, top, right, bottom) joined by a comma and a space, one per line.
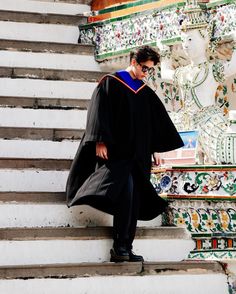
131, 59, 155, 80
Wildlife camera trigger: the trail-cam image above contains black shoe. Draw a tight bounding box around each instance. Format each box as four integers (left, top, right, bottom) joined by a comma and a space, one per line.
128, 250, 144, 262
110, 246, 129, 262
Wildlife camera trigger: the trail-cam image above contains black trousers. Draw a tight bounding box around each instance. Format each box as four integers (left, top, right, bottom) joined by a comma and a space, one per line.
113, 172, 140, 250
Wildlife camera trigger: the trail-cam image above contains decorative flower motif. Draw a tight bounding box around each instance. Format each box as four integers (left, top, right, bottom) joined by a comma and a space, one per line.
192, 212, 199, 221
206, 219, 215, 229
202, 185, 209, 193
221, 222, 229, 230
220, 211, 230, 223
160, 175, 172, 191
177, 217, 185, 226
220, 15, 225, 22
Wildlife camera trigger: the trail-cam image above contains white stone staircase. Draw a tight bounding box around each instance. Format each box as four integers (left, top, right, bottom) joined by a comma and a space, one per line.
0, 0, 229, 293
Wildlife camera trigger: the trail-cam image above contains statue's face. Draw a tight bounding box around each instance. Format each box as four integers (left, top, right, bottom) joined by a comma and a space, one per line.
181, 29, 207, 60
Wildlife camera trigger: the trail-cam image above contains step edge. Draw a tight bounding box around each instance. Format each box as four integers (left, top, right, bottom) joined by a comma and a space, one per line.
0, 227, 191, 241
0, 261, 225, 280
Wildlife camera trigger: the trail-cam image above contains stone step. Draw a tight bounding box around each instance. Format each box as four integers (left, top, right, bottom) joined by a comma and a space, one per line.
0, 78, 97, 101
0, 39, 94, 54
0, 169, 68, 192
0, 108, 86, 129
0, 66, 105, 81
0, 127, 83, 140
0, 262, 142, 279
0, 139, 78, 159
0, 10, 87, 25
0, 261, 224, 279
0, 96, 90, 109
0, 51, 101, 71
0, 227, 188, 241
0, 158, 72, 170
0, 0, 90, 14
0, 21, 80, 43
0, 203, 162, 228
0, 227, 193, 264
0, 192, 65, 203
0, 271, 228, 294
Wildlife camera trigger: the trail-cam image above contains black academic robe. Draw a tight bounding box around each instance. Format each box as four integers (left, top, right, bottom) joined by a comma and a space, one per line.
66, 73, 184, 220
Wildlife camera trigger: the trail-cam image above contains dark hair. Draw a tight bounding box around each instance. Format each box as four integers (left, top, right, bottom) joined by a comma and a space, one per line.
130, 45, 160, 65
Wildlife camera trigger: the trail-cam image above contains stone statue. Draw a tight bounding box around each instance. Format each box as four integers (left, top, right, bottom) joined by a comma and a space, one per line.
157, 2, 236, 164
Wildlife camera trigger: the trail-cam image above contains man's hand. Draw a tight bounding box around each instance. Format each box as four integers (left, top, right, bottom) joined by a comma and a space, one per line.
152, 152, 163, 166
96, 142, 108, 160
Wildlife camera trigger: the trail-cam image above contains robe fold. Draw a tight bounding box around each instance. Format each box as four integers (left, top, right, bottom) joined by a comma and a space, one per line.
66, 72, 184, 220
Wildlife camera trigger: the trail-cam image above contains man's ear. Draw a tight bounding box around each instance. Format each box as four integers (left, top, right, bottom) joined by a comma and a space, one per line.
130, 58, 136, 66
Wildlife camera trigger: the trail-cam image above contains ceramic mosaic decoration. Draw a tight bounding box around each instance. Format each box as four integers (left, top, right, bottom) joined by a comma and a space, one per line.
151, 166, 236, 259
151, 168, 236, 197
79, 5, 183, 61
80, 1, 236, 59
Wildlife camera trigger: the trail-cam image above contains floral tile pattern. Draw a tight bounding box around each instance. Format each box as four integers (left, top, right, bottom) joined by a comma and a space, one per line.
168, 201, 236, 233
167, 199, 236, 259
208, 3, 236, 43
151, 168, 236, 196
80, 6, 183, 60
80, 1, 236, 60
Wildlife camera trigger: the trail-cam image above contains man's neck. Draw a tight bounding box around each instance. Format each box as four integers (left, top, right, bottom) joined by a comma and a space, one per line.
125, 66, 136, 79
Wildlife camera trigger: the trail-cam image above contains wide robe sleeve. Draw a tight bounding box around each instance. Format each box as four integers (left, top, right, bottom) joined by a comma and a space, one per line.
149, 90, 184, 153
83, 75, 114, 145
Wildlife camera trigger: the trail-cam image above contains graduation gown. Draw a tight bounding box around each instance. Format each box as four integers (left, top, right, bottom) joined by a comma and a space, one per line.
66, 71, 184, 220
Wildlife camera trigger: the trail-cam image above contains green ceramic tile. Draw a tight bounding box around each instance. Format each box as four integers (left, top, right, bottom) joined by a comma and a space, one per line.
98, 1, 141, 15
96, 41, 156, 60
206, 0, 233, 9
167, 196, 236, 201
192, 233, 236, 237
171, 164, 236, 170
162, 36, 182, 45
191, 249, 236, 252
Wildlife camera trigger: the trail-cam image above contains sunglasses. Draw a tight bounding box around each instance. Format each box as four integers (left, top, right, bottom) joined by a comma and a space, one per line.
137, 62, 155, 75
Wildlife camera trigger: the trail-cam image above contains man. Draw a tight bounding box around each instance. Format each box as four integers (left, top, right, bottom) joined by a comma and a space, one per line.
66, 46, 183, 262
